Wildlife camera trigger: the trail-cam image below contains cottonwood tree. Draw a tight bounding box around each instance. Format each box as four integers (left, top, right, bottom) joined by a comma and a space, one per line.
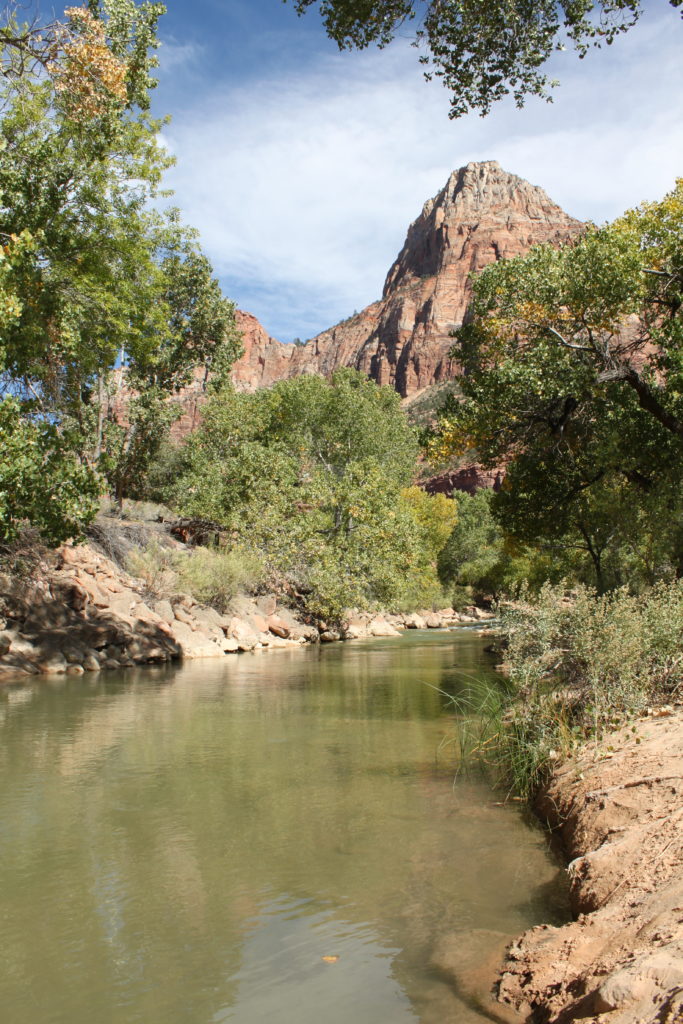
288, 0, 682, 117
429, 180, 683, 588
170, 370, 452, 618
0, 1, 239, 540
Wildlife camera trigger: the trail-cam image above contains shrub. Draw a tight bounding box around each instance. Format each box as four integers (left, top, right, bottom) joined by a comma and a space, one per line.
126, 541, 181, 600
473, 580, 683, 796
175, 546, 264, 613
127, 541, 264, 612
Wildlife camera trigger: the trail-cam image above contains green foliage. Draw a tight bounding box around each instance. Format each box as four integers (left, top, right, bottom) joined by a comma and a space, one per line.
0, 2, 239, 541
400, 486, 457, 559
176, 546, 265, 612
432, 179, 683, 591
438, 491, 504, 598
128, 540, 264, 611
165, 370, 448, 619
288, 0, 680, 118
0, 397, 99, 545
479, 581, 683, 795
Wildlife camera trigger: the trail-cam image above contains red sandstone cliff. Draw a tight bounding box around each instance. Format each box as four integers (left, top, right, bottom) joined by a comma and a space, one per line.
229, 160, 583, 396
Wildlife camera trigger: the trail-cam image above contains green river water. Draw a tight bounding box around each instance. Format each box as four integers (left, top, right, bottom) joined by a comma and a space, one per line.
0, 629, 567, 1024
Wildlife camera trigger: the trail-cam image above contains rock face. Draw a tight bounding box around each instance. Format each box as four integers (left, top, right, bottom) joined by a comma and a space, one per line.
229, 161, 583, 396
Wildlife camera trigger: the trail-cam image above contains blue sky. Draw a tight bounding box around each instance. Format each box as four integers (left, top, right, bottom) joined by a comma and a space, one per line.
151, 0, 683, 343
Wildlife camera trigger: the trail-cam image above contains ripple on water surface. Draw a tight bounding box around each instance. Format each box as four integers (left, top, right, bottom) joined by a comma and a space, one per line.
0, 631, 568, 1024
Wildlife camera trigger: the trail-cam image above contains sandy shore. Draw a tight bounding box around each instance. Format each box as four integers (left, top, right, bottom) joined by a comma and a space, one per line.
496, 708, 683, 1024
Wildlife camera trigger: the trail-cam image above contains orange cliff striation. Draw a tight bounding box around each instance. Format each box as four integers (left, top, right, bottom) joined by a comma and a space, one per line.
227, 160, 584, 397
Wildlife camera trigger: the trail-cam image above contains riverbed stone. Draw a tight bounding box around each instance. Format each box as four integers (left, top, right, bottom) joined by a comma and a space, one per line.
66, 664, 85, 675
431, 930, 518, 1023
424, 614, 442, 628
369, 618, 401, 637
83, 654, 100, 672
37, 652, 68, 674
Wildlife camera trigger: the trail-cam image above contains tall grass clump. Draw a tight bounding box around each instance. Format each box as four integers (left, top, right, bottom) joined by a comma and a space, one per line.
477, 581, 683, 797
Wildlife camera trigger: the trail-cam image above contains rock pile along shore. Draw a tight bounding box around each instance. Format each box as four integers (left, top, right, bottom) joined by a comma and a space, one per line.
0, 540, 492, 682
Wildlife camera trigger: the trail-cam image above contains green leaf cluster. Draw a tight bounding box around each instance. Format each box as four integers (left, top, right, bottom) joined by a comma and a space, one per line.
433, 178, 683, 591
288, 0, 680, 118
0, 2, 239, 543
166, 370, 452, 619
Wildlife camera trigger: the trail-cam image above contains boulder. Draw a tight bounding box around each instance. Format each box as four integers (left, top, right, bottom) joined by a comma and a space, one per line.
37, 651, 68, 674
268, 615, 290, 639
153, 599, 175, 624
173, 604, 196, 628
343, 613, 370, 638
10, 635, 37, 658
369, 618, 401, 637
404, 613, 426, 629
288, 623, 319, 642
424, 614, 442, 629
0, 630, 14, 655
0, 653, 39, 676
180, 639, 225, 659
192, 606, 229, 631
256, 594, 277, 617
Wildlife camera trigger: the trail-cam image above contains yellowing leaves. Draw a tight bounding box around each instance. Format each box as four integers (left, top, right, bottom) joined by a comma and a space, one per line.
50, 7, 128, 119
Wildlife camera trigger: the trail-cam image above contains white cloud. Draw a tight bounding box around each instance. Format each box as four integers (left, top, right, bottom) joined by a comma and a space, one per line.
156, 40, 205, 73
162, 7, 683, 342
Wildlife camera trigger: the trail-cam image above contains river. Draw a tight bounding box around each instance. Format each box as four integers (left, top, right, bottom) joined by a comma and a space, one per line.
0, 629, 567, 1023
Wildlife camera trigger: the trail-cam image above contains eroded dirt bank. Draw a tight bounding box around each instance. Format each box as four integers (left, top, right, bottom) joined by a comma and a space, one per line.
497, 710, 683, 1024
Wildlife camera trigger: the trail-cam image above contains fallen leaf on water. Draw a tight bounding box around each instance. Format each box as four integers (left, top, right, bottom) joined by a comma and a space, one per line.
321, 956, 339, 964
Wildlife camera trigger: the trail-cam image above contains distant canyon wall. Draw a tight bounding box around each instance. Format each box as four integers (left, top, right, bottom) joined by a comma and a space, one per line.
229, 160, 583, 397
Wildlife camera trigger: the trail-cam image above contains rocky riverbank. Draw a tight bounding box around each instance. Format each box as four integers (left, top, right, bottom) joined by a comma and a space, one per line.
497, 709, 683, 1024
0, 537, 491, 682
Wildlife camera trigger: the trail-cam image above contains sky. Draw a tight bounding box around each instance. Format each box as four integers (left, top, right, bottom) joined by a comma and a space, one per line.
151, 0, 683, 344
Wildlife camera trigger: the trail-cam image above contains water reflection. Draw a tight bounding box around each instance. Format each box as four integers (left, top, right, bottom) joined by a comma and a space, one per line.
0, 631, 566, 1024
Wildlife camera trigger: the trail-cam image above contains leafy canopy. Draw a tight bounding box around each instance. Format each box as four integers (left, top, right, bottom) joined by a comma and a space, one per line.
430, 179, 683, 589
168, 370, 453, 619
288, 0, 682, 117
0, 2, 239, 542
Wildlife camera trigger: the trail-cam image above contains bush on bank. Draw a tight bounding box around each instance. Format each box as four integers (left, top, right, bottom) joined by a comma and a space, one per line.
477, 581, 683, 797
128, 541, 265, 613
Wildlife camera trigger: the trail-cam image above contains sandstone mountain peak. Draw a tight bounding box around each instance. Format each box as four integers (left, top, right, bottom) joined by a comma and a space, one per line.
382, 160, 581, 299
223, 162, 584, 399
